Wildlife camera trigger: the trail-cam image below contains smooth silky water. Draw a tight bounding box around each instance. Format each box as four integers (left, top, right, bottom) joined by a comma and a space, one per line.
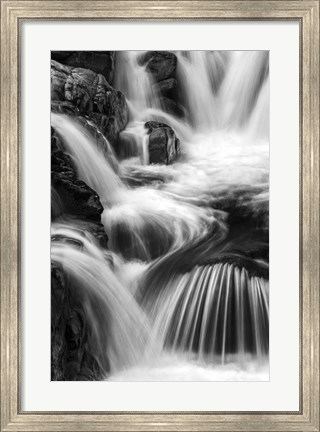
51, 51, 269, 381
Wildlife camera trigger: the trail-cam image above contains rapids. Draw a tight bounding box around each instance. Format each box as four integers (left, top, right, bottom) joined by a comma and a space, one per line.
51, 51, 269, 381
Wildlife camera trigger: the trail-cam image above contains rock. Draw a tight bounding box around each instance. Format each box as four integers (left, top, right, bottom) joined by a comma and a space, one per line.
51, 100, 78, 116
52, 172, 104, 222
160, 97, 185, 118
51, 127, 109, 248
139, 51, 177, 82
51, 262, 108, 381
51, 262, 68, 381
51, 51, 115, 83
51, 129, 103, 222
51, 60, 128, 146
153, 77, 177, 99
51, 105, 119, 172
51, 61, 71, 101
145, 121, 180, 164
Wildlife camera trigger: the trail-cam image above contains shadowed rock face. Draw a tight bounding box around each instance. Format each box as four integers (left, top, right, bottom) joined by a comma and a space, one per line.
139, 51, 177, 82
51, 59, 128, 146
51, 262, 108, 381
145, 121, 180, 165
153, 77, 177, 99
51, 127, 110, 381
51, 51, 115, 83
51, 128, 104, 223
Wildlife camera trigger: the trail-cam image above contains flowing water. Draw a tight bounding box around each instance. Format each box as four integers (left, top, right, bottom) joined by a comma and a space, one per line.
51, 51, 269, 381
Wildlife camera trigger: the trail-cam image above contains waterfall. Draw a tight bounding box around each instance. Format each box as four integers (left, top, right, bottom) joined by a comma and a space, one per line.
118, 122, 150, 164
220, 51, 269, 129
142, 263, 268, 364
51, 113, 125, 207
114, 51, 160, 114
51, 50, 270, 381
51, 223, 154, 374
176, 51, 221, 130
246, 76, 270, 141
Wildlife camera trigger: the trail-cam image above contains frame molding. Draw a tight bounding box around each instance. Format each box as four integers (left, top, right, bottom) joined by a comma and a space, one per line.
1, 1, 319, 431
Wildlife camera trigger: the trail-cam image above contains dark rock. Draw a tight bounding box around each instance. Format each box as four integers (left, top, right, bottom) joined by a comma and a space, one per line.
51, 128, 103, 222
52, 173, 104, 222
51, 100, 78, 116
51, 186, 64, 220
51, 61, 71, 101
51, 60, 128, 146
51, 127, 109, 249
51, 262, 68, 381
51, 51, 115, 83
139, 51, 177, 82
160, 97, 185, 118
145, 121, 180, 165
153, 77, 177, 99
51, 262, 108, 381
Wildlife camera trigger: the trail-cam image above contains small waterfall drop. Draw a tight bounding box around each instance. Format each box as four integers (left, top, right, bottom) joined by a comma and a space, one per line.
114, 51, 160, 114
143, 263, 268, 364
51, 223, 154, 374
51, 113, 125, 206
176, 51, 220, 130
220, 51, 269, 129
118, 122, 150, 164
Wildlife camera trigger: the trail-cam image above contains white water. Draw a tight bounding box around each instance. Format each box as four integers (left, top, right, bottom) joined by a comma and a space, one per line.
176, 51, 219, 130
114, 51, 160, 114
51, 113, 124, 207
51, 224, 154, 374
51, 51, 269, 381
143, 264, 269, 363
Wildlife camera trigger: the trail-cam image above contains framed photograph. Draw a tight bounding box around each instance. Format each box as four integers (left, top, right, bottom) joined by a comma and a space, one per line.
1, 1, 319, 431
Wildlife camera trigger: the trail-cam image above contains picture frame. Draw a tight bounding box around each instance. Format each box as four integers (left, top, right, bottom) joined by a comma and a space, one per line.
1, 1, 319, 431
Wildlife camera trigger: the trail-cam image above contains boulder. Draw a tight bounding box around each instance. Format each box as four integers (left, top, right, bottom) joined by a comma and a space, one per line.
52, 171, 104, 222
51, 60, 128, 146
51, 127, 109, 248
139, 51, 177, 82
51, 134, 103, 222
51, 262, 108, 381
145, 121, 180, 165
51, 51, 115, 83
153, 77, 177, 99
160, 97, 185, 118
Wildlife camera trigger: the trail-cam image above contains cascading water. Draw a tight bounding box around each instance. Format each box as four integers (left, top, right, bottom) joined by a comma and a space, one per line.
52, 50, 269, 381
219, 51, 269, 131
176, 51, 220, 130
114, 51, 160, 162
51, 223, 154, 375
51, 113, 124, 207
114, 51, 160, 114
142, 263, 269, 364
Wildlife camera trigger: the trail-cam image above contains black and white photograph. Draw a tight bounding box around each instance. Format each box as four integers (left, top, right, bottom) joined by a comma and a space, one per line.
51, 50, 269, 382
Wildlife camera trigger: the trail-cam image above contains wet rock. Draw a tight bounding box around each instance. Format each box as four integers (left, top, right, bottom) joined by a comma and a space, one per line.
153, 77, 177, 99
51, 51, 115, 83
145, 121, 180, 164
51, 262, 108, 381
51, 127, 109, 248
51, 60, 128, 146
160, 97, 185, 118
139, 51, 177, 82
51, 100, 78, 116
52, 172, 104, 222
51, 132, 103, 221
